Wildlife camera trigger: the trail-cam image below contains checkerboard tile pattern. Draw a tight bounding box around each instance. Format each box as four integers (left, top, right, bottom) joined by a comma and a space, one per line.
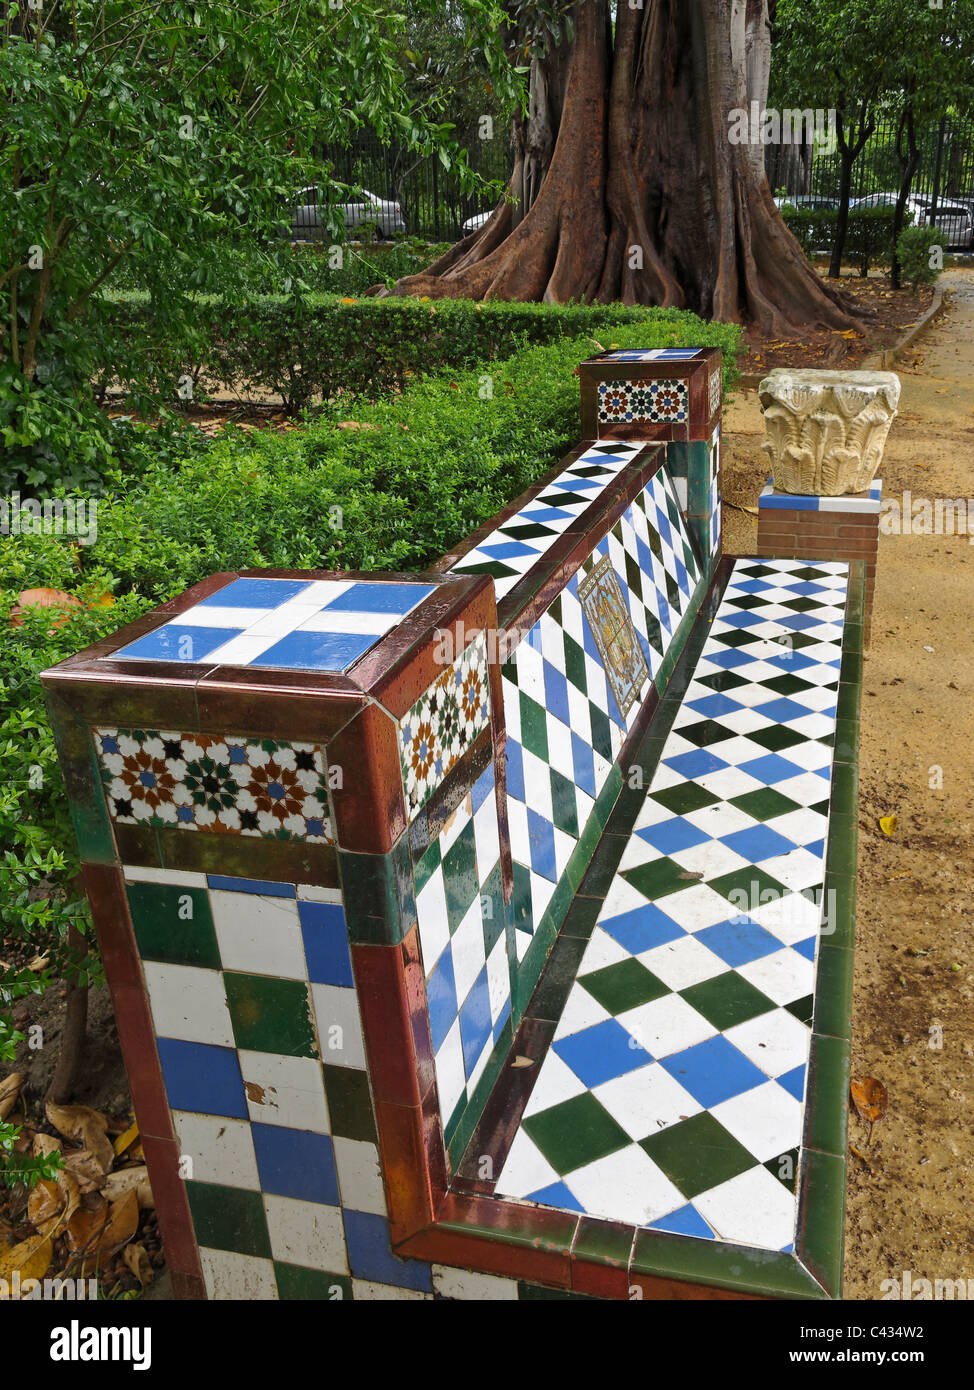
503, 469, 701, 960
494, 558, 848, 1253
398, 633, 491, 821
413, 765, 510, 1138
125, 865, 439, 1299
598, 380, 689, 427
759, 476, 883, 513
709, 427, 721, 559
449, 442, 645, 601
599, 350, 704, 362
95, 729, 335, 842
112, 577, 435, 671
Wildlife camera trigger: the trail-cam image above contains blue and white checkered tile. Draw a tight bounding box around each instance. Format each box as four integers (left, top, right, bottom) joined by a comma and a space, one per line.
113, 577, 435, 671
759, 476, 883, 513
448, 442, 645, 600
493, 557, 847, 1253
413, 765, 510, 1136
599, 349, 705, 362
122, 866, 436, 1299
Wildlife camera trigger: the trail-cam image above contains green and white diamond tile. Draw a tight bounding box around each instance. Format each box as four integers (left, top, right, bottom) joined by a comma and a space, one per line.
413, 763, 511, 1137
494, 558, 848, 1254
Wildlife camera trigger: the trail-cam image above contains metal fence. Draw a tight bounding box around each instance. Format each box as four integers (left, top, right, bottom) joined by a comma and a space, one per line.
308, 114, 974, 245
316, 131, 512, 242
765, 112, 974, 212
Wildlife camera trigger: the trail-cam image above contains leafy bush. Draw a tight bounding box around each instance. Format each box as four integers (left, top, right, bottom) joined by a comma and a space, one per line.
103, 294, 733, 415
782, 205, 902, 275
895, 225, 946, 291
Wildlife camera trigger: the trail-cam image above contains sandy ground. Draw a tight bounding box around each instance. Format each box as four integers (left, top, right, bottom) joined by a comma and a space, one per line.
722, 268, 974, 1300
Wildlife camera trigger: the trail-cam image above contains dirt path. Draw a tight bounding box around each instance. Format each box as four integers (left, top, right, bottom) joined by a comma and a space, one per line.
722, 269, 974, 1301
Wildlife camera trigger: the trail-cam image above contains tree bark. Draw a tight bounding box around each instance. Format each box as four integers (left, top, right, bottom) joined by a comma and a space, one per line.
383, 0, 863, 335
890, 105, 920, 291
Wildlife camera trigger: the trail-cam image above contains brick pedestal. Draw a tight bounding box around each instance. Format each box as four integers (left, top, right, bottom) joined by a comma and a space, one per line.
756, 478, 881, 644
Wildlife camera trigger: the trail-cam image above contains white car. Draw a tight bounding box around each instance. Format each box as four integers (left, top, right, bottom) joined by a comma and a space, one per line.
461, 210, 492, 235
851, 191, 972, 247
291, 187, 406, 239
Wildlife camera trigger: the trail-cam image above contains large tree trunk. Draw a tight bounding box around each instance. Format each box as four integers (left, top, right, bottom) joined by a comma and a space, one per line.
383, 0, 863, 335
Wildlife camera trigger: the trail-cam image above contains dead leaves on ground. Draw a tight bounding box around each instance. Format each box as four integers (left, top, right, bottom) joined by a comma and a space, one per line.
850, 1077, 889, 1147
0, 1100, 155, 1298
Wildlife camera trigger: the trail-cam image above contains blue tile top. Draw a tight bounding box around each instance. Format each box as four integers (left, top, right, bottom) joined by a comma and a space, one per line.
111, 577, 436, 671
759, 476, 883, 514
599, 349, 703, 362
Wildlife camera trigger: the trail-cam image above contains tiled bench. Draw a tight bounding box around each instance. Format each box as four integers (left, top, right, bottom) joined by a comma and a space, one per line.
43, 348, 861, 1301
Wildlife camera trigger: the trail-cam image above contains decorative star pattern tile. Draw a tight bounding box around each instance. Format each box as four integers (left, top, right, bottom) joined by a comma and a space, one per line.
503, 470, 701, 961
122, 866, 436, 1299
449, 442, 645, 600
495, 557, 849, 1253
413, 765, 510, 1141
709, 365, 722, 418
398, 633, 491, 821
598, 380, 689, 426
95, 729, 335, 842
111, 577, 435, 671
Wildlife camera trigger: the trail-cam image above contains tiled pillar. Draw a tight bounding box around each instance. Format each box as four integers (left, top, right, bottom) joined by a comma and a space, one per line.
577, 347, 723, 577
42, 568, 510, 1299
756, 479, 882, 644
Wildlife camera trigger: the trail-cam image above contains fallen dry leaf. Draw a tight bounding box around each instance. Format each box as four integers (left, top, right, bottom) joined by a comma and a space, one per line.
104, 1165, 154, 1210
63, 1148, 111, 1194
27, 1167, 81, 1239
510, 1056, 535, 1069
9, 587, 82, 630
0, 1234, 52, 1290
335, 420, 379, 431
67, 1188, 139, 1269
122, 1242, 154, 1288
0, 1072, 23, 1121
113, 1119, 140, 1157
45, 1101, 115, 1173
879, 814, 898, 836
850, 1077, 889, 1144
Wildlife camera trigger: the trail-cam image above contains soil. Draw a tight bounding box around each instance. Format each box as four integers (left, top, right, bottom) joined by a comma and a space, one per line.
723, 266, 974, 1300
738, 265, 935, 377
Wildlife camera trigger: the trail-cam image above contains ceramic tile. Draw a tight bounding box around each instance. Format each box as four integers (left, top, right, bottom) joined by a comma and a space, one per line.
95, 728, 335, 843
398, 632, 491, 820
598, 379, 689, 426
112, 576, 435, 670
493, 558, 850, 1257
449, 442, 645, 600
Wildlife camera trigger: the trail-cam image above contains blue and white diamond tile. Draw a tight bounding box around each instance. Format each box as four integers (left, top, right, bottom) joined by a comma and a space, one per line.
112, 577, 435, 671
598, 350, 704, 362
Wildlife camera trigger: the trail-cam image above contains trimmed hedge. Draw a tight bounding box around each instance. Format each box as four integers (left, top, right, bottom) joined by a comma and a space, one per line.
103, 293, 741, 412
782, 205, 903, 276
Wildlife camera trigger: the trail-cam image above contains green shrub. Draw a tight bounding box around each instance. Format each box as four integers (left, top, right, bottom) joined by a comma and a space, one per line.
103, 294, 735, 416
895, 225, 946, 291
782, 205, 901, 275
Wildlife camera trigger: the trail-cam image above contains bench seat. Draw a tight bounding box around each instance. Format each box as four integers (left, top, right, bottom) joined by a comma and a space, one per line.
450, 554, 860, 1292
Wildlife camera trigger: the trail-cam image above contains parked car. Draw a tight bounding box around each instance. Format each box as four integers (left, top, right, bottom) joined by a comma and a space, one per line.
461, 209, 493, 235
290, 186, 406, 239
773, 195, 840, 212
912, 195, 973, 249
